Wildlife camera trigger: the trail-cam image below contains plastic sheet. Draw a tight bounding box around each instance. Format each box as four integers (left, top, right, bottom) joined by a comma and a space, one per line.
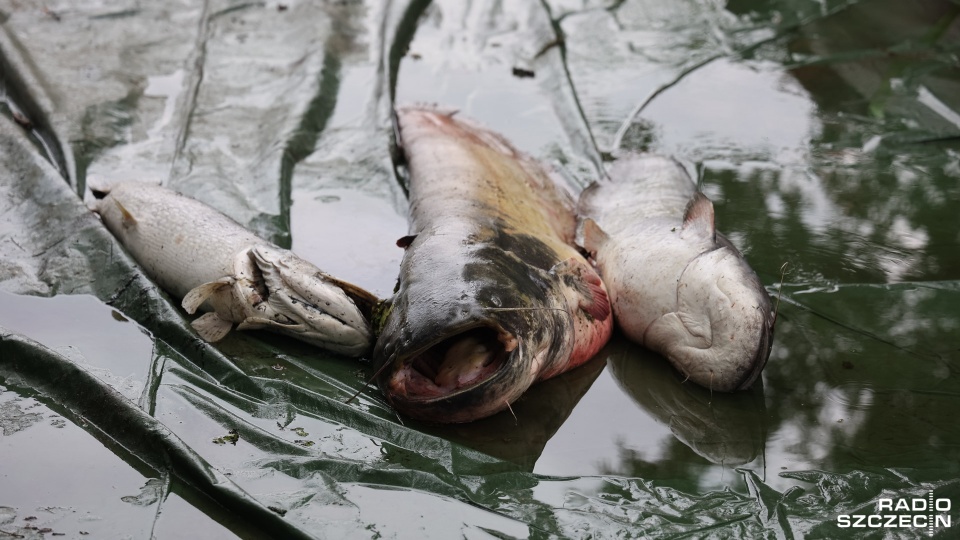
2, 0, 959, 537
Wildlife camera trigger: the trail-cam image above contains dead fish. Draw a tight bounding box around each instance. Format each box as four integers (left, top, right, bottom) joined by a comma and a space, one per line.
372, 106, 613, 423
91, 182, 376, 356
578, 154, 774, 391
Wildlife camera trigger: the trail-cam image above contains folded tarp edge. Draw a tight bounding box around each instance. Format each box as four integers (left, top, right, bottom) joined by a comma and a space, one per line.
0, 327, 319, 540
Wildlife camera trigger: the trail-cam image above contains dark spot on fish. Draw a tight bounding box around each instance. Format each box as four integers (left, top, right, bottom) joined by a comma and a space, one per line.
488, 224, 558, 271
512, 66, 535, 78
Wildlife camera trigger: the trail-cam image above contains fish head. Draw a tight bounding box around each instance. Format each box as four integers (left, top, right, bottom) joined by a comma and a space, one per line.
232, 246, 377, 356
642, 193, 774, 391
371, 231, 609, 423
644, 239, 774, 392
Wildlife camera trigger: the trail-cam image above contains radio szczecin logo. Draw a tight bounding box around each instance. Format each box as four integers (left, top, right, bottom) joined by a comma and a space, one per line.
837, 492, 951, 534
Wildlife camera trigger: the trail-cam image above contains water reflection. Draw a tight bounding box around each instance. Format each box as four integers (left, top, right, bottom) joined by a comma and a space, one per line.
0, 385, 165, 538
553, 0, 960, 497
765, 283, 960, 473
606, 337, 766, 467
0, 291, 155, 402
381, 0, 960, 498
2, 0, 960, 534
424, 354, 607, 470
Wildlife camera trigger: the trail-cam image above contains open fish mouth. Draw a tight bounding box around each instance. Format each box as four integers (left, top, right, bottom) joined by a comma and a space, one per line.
228, 245, 376, 355
384, 325, 519, 402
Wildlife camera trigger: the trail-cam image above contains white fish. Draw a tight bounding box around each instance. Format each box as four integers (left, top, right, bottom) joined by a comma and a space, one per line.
91, 182, 375, 356
579, 154, 774, 391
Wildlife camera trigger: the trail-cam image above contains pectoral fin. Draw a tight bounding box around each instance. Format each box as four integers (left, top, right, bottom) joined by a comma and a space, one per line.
552, 257, 611, 322
114, 200, 138, 229
681, 192, 716, 242
191, 312, 233, 342
644, 311, 712, 351
580, 218, 609, 255
576, 264, 611, 322
182, 278, 234, 314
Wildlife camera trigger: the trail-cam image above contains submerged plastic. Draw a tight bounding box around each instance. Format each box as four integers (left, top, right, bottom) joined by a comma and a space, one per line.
1, 0, 959, 537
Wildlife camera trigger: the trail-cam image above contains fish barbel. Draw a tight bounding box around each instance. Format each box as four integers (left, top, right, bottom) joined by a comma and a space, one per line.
372, 106, 613, 423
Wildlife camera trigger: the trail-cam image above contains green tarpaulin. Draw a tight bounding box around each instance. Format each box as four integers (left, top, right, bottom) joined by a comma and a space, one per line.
2, 0, 959, 537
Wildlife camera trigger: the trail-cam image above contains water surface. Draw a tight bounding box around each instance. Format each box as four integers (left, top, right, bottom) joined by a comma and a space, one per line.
1, 0, 958, 537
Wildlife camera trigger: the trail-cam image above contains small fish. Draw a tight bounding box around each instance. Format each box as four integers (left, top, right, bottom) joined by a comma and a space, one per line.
372, 106, 613, 423
91, 182, 376, 356
579, 154, 774, 391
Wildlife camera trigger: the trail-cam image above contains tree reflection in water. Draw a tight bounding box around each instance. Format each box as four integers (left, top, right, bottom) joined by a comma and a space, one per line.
1, 0, 958, 534
556, 0, 960, 497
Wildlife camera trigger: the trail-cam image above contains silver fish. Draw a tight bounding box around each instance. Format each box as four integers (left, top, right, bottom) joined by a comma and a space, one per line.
92, 182, 376, 356
579, 154, 774, 391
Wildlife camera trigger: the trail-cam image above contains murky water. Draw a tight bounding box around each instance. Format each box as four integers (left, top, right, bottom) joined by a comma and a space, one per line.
1, 0, 959, 537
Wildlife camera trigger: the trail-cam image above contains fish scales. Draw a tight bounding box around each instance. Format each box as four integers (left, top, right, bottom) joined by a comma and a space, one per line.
95, 184, 263, 298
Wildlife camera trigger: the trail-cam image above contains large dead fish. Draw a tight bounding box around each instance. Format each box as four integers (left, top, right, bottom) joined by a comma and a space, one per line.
578, 154, 774, 391
372, 106, 613, 423
91, 182, 376, 356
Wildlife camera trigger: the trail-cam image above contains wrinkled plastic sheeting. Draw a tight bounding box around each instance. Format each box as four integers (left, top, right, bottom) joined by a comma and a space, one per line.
2, 0, 960, 538
4, 321, 959, 537
5, 322, 960, 538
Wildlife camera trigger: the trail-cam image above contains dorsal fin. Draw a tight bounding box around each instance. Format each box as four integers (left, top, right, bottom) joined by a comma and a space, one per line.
682, 192, 716, 242
396, 234, 417, 248
580, 218, 609, 256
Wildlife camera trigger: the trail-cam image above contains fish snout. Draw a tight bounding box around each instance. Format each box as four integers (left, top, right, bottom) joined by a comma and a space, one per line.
237, 246, 375, 356
645, 247, 773, 391
375, 324, 534, 423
